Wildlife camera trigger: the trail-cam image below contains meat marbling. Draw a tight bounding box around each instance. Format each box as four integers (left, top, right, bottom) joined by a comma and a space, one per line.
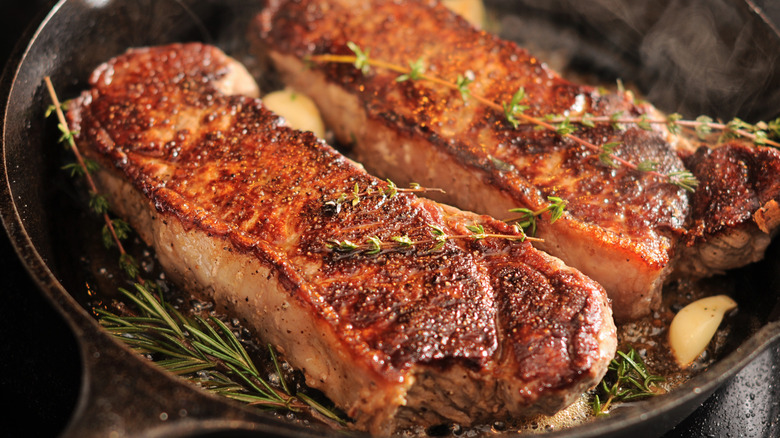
67, 43, 616, 435
254, 0, 780, 321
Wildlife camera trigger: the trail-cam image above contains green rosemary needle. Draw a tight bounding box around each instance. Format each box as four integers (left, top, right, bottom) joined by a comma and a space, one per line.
97, 283, 347, 426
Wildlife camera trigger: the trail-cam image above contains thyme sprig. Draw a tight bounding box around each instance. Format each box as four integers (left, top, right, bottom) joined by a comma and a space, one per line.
325, 179, 445, 210
505, 196, 567, 236
591, 348, 666, 416
97, 284, 346, 426
322, 179, 544, 254
542, 113, 780, 149
305, 43, 710, 192
326, 221, 540, 255
44, 77, 141, 279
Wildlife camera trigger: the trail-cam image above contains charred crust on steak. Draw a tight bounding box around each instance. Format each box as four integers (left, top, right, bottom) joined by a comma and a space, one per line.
252, 0, 691, 320
67, 42, 616, 433
673, 143, 780, 277
254, 0, 780, 321
683, 143, 780, 242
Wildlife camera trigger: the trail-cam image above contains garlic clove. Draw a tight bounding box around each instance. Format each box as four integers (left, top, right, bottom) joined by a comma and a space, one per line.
442, 0, 486, 29
262, 88, 326, 139
669, 295, 737, 368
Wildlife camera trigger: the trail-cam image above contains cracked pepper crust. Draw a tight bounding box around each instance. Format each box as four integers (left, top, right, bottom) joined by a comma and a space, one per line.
67, 43, 615, 434
255, 0, 780, 321
254, 0, 690, 321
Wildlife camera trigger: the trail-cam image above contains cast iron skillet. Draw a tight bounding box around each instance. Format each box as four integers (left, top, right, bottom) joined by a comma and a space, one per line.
1, 0, 779, 437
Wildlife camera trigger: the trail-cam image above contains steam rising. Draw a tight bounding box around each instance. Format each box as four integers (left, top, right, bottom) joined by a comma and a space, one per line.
639, 0, 780, 120
487, 0, 780, 121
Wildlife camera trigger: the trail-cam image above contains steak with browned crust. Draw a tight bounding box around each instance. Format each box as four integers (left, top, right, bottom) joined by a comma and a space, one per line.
67, 42, 616, 435
254, 0, 780, 321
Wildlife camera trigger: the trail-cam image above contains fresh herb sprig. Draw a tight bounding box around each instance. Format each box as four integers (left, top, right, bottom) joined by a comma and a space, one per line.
323, 178, 545, 255
505, 196, 567, 236
591, 348, 666, 416
325, 179, 445, 210
542, 113, 780, 149
44, 77, 141, 279
548, 112, 780, 155
97, 284, 346, 426
326, 221, 540, 255
305, 43, 738, 193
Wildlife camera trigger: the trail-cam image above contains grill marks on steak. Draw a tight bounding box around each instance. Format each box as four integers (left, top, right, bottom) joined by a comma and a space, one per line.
254, 0, 780, 320
67, 43, 616, 434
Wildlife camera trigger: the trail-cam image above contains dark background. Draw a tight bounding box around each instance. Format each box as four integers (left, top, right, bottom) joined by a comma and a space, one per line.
0, 1, 778, 437
1, 2, 85, 435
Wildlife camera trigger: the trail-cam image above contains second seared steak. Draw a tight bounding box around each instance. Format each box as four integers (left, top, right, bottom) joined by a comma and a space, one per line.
255, 0, 780, 321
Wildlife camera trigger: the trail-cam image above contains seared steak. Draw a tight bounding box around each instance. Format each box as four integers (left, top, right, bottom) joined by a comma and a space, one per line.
254, 0, 780, 321
675, 142, 780, 278
67, 43, 616, 434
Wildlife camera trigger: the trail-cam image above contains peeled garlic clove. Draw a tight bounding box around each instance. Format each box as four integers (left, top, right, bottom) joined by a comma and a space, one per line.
669, 295, 737, 368
262, 88, 326, 139
442, 0, 486, 28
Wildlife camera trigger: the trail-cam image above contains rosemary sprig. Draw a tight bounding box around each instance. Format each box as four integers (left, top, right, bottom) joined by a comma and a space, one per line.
591, 348, 666, 416
44, 77, 141, 280
97, 283, 347, 426
305, 43, 708, 192
505, 196, 567, 236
